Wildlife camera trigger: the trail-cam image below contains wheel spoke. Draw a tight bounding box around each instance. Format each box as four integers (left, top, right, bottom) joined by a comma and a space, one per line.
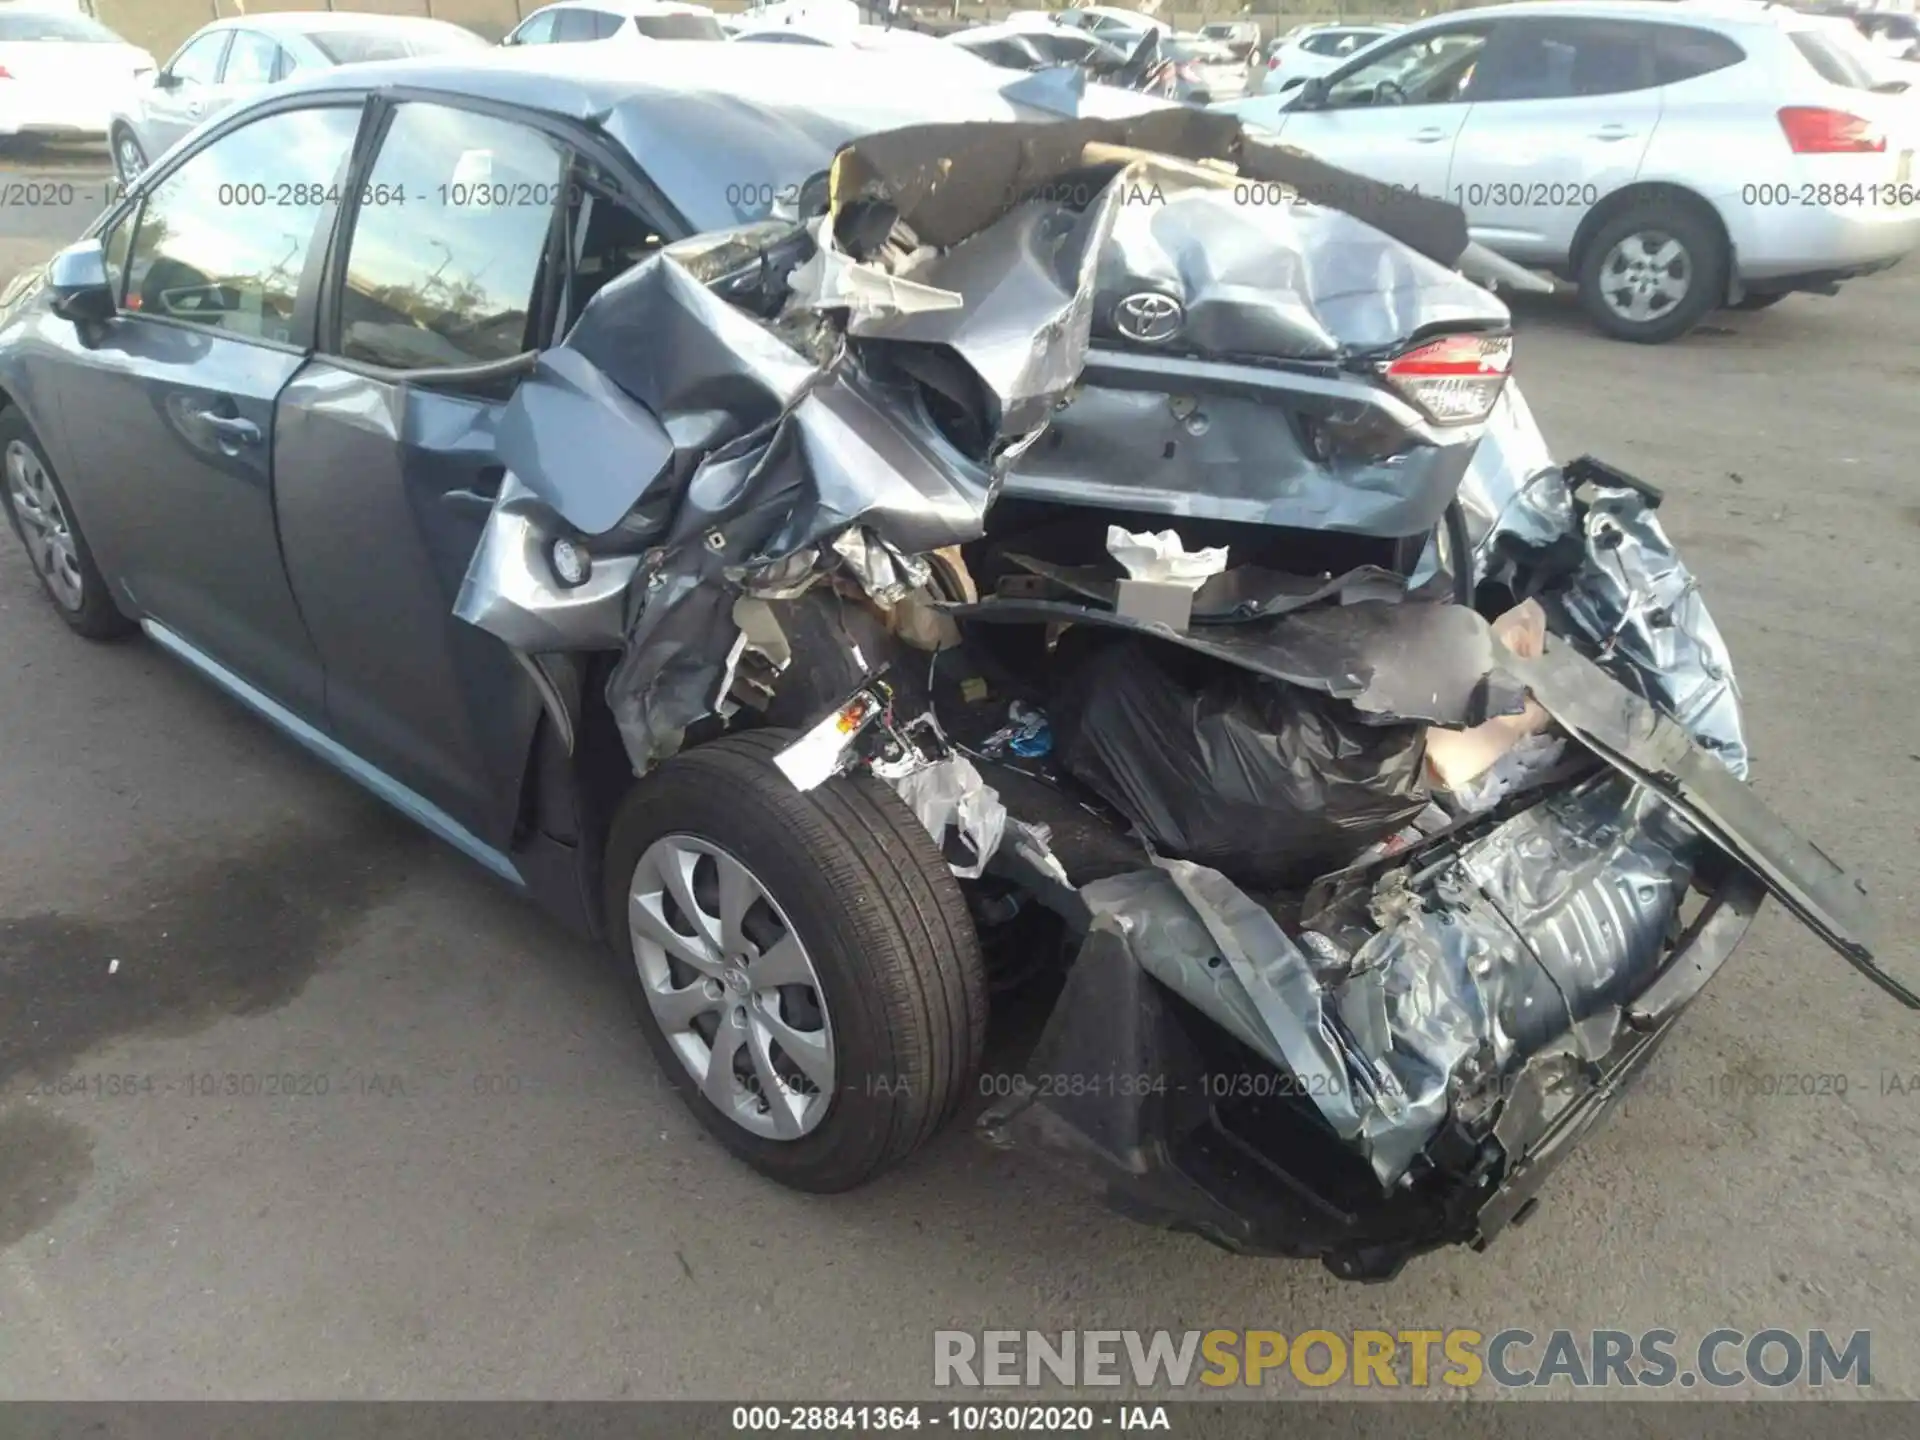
714, 851, 757, 957
755, 1003, 833, 1092
660, 843, 722, 952
649, 978, 719, 1032
703, 1017, 747, 1109
1649, 238, 1683, 269
747, 1024, 804, 1138
749, 930, 813, 989
629, 887, 721, 975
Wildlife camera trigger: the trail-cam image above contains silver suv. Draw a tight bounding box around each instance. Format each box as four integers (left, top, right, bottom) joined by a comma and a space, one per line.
1217, 0, 1920, 341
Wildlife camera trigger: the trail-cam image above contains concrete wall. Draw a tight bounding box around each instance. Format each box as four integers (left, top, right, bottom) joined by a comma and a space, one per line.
98, 0, 1474, 65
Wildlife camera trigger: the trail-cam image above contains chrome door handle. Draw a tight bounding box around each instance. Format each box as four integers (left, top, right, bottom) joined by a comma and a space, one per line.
196, 411, 261, 447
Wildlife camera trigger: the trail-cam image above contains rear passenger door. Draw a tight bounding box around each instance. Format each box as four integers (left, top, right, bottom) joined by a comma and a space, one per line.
1446, 18, 1665, 264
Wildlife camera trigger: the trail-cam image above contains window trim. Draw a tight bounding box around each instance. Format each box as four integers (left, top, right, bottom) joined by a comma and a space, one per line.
100, 96, 370, 358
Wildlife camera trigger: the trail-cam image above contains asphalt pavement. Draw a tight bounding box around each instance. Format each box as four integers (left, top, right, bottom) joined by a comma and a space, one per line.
1, 156, 1917, 1401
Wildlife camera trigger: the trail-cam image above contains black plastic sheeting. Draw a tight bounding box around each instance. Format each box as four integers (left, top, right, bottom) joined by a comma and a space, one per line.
1051, 636, 1430, 890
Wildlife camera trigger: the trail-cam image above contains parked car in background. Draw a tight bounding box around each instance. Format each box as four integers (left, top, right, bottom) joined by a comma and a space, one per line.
0, 6, 153, 148
1051, 5, 1172, 47
1262, 22, 1399, 95
732, 20, 992, 69
503, 1, 725, 47
108, 13, 482, 185
946, 20, 1136, 77
1197, 18, 1262, 63
1163, 33, 1250, 102
1214, 0, 1920, 342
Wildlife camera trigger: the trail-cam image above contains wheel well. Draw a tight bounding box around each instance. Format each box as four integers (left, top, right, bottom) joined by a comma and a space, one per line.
1572, 183, 1731, 285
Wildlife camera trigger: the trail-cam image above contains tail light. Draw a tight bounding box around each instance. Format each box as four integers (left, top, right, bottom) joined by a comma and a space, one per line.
1380, 333, 1512, 425
0, 67, 13, 81
1778, 105, 1885, 153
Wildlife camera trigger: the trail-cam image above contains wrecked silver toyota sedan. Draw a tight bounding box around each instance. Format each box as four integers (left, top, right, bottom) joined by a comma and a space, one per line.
3, 45, 1908, 1281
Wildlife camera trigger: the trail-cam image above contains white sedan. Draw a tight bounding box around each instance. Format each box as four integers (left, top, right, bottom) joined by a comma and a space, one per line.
0, 6, 154, 146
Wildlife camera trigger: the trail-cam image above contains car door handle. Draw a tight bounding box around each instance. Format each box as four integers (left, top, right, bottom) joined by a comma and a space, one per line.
1591, 124, 1637, 140
195, 411, 261, 446
1411, 127, 1451, 143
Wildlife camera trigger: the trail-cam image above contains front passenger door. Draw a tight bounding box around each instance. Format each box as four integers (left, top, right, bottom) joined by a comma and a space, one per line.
1275, 24, 1493, 196
46, 102, 363, 714
273, 101, 579, 847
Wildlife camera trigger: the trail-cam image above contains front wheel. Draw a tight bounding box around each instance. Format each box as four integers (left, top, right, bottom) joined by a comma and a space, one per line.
602, 730, 988, 1192
0, 409, 133, 639
1577, 202, 1726, 343
111, 125, 146, 187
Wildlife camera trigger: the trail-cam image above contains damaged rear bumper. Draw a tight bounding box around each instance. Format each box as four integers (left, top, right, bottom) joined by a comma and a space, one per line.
980, 801, 1766, 1282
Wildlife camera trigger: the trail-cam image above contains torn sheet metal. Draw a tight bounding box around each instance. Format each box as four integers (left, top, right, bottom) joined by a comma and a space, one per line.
956, 596, 1529, 728
1459, 383, 1748, 778
1066, 776, 1696, 1187
1513, 638, 1910, 1007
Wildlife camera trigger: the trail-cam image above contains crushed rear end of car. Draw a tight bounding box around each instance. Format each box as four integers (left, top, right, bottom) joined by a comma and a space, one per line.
453, 108, 1908, 1277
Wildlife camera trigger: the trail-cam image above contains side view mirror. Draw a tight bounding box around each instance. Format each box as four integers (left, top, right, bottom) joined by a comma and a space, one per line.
47, 239, 115, 324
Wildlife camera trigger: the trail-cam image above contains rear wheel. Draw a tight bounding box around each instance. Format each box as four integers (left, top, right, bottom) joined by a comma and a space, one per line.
0, 409, 133, 640
1577, 201, 1725, 343
602, 730, 987, 1192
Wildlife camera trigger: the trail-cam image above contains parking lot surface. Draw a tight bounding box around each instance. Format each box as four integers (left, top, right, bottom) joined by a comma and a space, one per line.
1, 156, 1917, 1400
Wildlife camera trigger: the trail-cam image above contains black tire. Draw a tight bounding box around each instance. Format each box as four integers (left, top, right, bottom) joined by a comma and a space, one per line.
1576, 200, 1726, 344
602, 729, 988, 1192
0, 408, 134, 640
1727, 292, 1786, 312
110, 125, 147, 188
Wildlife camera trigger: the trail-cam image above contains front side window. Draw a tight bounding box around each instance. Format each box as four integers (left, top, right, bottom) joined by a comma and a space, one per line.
335, 103, 565, 370
1324, 26, 1490, 107
509, 10, 558, 45
122, 105, 361, 343
167, 31, 229, 86
221, 29, 278, 86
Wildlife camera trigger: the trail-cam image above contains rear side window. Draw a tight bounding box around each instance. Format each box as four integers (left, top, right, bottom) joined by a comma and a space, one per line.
1651, 25, 1745, 85
550, 10, 605, 42
335, 103, 566, 370
1471, 19, 1656, 101
633, 14, 727, 40
1790, 30, 1875, 89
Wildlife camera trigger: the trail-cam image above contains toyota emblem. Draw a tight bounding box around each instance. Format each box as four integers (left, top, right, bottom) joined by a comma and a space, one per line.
1113, 291, 1185, 344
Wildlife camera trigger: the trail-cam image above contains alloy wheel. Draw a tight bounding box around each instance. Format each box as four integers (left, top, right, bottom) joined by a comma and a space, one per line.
627, 834, 835, 1140
5, 439, 84, 611
1598, 230, 1691, 325
113, 131, 145, 185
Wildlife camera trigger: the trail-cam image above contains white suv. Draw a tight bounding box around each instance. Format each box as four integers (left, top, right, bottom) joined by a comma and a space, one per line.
1216, 0, 1920, 342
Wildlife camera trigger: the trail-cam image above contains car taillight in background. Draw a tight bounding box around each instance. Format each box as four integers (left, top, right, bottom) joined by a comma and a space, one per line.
1778, 105, 1886, 154
1380, 333, 1512, 425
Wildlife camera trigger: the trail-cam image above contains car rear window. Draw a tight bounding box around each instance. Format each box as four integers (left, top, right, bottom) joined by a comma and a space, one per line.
1651, 24, 1744, 84
633, 13, 727, 40
1789, 29, 1875, 89
305, 28, 480, 64
0, 11, 123, 42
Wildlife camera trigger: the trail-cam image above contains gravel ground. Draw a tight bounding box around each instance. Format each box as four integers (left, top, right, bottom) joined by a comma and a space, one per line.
0, 156, 1915, 1402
